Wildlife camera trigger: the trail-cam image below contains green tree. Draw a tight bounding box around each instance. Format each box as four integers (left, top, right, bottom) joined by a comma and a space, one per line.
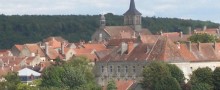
40, 56, 101, 90
167, 64, 185, 84
191, 83, 212, 90
190, 67, 213, 90
107, 79, 117, 90
141, 61, 181, 90
3, 72, 21, 90
41, 66, 65, 87
189, 33, 217, 43
213, 67, 220, 90
16, 83, 37, 90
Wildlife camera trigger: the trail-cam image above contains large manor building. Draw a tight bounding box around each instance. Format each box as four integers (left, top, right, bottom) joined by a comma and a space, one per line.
93, 0, 220, 87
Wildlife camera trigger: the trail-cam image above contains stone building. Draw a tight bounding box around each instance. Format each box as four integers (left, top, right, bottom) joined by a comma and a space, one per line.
92, 0, 151, 43
94, 36, 220, 85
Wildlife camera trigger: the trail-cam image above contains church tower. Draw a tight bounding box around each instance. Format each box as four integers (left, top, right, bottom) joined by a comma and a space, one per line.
124, 0, 142, 32
100, 14, 106, 29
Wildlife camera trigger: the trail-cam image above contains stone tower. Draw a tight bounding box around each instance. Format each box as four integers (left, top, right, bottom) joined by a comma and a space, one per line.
100, 14, 106, 29
124, 0, 142, 32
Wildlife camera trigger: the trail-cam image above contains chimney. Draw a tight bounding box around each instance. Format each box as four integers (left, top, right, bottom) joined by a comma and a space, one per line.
61, 41, 65, 55
197, 42, 201, 51
99, 33, 103, 42
45, 42, 49, 55
160, 30, 163, 35
128, 41, 134, 54
188, 27, 192, 35
177, 42, 180, 49
214, 42, 217, 50
216, 29, 220, 35
121, 42, 128, 55
186, 41, 192, 52
132, 32, 136, 38
179, 31, 183, 38
203, 26, 207, 31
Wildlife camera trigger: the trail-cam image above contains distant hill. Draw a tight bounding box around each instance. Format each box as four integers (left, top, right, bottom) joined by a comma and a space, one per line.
0, 13, 219, 49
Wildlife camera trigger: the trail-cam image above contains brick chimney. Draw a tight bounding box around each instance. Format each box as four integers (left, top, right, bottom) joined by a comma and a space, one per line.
186, 41, 192, 52
61, 41, 65, 55
128, 41, 134, 54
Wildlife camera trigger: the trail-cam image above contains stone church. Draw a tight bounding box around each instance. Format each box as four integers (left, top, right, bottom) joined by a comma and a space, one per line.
92, 0, 151, 42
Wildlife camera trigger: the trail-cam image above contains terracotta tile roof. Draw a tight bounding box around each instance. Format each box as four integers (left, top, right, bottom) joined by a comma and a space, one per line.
82, 43, 107, 51
147, 36, 187, 62
179, 44, 196, 61
0, 56, 26, 67
25, 57, 36, 65
102, 80, 134, 90
75, 54, 97, 62
107, 39, 137, 47
25, 44, 45, 57
99, 43, 153, 62
0, 50, 12, 57
161, 32, 190, 42
46, 47, 60, 60
15, 44, 23, 51
104, 26, 134, 39
73, 48, 94, 54
140, 35, 159, 44
116, 80, 134, 90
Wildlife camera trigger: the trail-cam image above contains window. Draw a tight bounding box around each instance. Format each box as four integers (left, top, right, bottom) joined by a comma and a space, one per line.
101, 66, 104, 73
110, 66, 113, 73
125, 66, 128, 73
133, 66, 136, 73
117, 66, 121, 72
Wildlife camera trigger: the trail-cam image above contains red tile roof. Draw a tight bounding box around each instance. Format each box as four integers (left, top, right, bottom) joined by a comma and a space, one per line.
82, 43, 107, 51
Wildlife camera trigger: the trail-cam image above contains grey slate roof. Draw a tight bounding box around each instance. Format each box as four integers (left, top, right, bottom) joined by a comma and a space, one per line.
124, 0, 142, 15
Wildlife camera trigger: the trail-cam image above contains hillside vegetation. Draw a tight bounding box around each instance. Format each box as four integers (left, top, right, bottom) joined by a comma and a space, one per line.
0, 13, 219, 49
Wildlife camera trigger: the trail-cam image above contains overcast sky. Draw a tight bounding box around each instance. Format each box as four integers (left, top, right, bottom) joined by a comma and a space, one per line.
0, 0, 220, 23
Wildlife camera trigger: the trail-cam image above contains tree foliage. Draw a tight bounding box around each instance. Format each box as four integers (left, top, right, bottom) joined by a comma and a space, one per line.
141, 61, 181, 90
191, 83, 212, 90
189, 33, 217, 43
0, 14, 218, 49
167, 64, 185, 84
107, 79, 117, 90
41, 56, 100, 90
190, 67, 213, 90
213, 67, 220, 90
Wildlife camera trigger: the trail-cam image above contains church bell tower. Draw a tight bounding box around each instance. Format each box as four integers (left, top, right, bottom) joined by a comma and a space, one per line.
124, 0, 142, 32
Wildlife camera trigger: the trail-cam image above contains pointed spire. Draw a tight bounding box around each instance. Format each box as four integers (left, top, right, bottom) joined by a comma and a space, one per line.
124, 0, 141, 15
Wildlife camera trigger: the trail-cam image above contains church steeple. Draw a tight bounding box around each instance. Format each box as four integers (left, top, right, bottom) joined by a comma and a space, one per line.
124, 0, 141, 15
124, 0, 142, 32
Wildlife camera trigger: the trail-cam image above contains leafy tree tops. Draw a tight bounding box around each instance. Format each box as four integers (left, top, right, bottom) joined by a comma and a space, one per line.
0, 14, 218, 49
189, 33, 218, 43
